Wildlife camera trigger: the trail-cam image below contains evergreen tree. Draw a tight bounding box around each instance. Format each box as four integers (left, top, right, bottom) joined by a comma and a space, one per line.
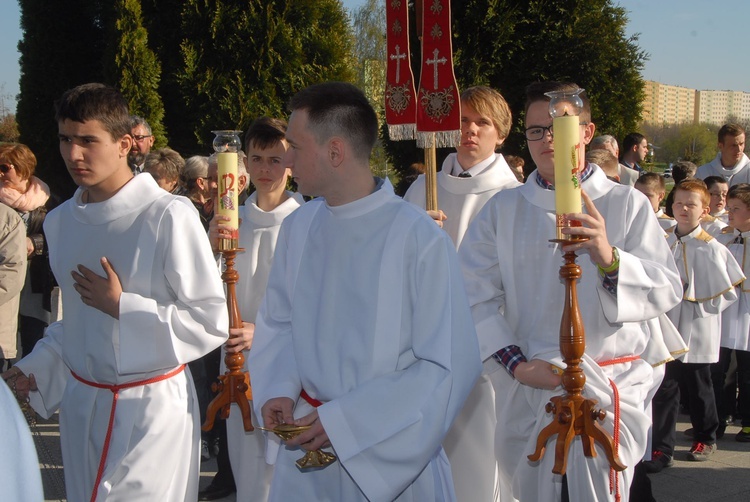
16, 0, 113, 197
176, 0, 356, 152
107, 0, 167, 148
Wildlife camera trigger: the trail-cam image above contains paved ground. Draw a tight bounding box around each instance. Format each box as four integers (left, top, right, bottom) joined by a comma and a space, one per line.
31, 412, 750, 501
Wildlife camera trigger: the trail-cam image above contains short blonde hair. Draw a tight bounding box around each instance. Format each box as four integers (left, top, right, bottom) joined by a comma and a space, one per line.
461, 86, 512, 141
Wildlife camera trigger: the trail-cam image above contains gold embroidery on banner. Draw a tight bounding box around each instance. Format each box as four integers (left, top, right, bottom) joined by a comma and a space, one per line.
390, 0, 402, 8
430, 23, 443, 39
386, 81, 413, 115
420, 85, 455, 122
391, 19, 402, 35
430, 0, 443, 15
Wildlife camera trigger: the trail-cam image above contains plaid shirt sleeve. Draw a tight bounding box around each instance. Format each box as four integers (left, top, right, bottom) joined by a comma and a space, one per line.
600, 267, 619, 296
492, 345, 527, 378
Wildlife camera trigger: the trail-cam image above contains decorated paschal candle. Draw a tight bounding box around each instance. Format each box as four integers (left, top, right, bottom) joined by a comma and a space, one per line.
212, 130, 243, 251
545, 89, 585, 240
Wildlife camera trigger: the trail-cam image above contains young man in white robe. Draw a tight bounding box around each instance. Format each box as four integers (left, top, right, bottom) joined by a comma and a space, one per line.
208, 117, 304, 502
459, 81, 683, 501
404, 86, 521, 247
646, 180, 743, 473
696, 123, 749, 186
1, 83, 228, 501
403, 85, 519, 502
249, 82, 482, 502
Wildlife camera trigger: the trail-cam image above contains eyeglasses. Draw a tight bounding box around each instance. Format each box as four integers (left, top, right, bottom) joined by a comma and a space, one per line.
132, 134, 153, 142
0, 163, 13, 174
524, 122, 590, 141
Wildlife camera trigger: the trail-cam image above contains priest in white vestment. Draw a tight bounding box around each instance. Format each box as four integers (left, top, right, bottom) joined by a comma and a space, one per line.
4, 84, 228, 501
249, 82, 481, 502
404, 86, 519, 502
459, 82, 682, 501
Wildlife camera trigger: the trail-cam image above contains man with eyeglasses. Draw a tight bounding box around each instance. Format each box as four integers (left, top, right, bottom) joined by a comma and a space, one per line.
459, 81, 682, 501
128, 115, 155, 174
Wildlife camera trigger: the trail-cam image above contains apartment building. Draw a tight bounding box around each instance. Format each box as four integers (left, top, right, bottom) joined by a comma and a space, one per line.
642, 80, 750, 126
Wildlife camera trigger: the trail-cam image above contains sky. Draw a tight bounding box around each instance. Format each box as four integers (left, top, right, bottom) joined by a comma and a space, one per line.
1, 0, 748, 114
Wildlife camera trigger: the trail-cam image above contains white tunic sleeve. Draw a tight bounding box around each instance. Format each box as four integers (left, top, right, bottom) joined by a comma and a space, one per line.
597, 191, 682, 324
117, 198, 228, 373
13, 321, 69, 419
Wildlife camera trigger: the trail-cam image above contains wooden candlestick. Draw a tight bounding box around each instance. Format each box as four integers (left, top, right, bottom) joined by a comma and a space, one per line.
202, 248, 254, 432
527, 247, 625, 475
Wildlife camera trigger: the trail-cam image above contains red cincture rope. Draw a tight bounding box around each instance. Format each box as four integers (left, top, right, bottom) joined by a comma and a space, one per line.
71, 365, 186, 502
598, 355, 639, 502
300, 389, 323, 408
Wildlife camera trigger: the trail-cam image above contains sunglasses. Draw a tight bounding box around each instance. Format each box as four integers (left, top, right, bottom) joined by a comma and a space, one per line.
0, 163, 13, 174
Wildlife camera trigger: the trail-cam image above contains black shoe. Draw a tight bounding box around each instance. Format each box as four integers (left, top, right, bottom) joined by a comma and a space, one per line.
198, 482, 235, 501
642, 450, 673, 473
724, 415, 735, 426
717, 424, 726, 440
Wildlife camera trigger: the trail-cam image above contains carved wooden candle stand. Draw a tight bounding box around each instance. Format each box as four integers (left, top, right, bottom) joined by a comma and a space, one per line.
527, 245, 626, 475
202, 248, 254, 432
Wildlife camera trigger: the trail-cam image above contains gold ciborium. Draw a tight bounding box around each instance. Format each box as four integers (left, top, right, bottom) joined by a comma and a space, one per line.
260, 424, 337, 469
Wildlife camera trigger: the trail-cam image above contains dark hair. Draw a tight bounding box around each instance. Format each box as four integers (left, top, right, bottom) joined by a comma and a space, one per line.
622, 133, 646, 154
524, 81, 591, 124
718, 123, 745, 144
288, 82, 378, 162
55, 83, 131, 141
244, 117, 287, 152
670, 160, 697, 184
704, 175, 728, 190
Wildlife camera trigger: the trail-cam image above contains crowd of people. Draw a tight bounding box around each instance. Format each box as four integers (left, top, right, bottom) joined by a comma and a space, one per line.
0, 79, 748, 502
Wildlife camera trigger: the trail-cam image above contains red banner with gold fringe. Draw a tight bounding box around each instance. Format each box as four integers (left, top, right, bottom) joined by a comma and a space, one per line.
385, 0, 418, 141
415, 0, 460, 148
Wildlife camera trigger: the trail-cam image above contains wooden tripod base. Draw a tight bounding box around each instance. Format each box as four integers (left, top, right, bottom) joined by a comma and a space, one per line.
527, 246, 625, 475
202, 248, 254, 432
527, 393, 625, 474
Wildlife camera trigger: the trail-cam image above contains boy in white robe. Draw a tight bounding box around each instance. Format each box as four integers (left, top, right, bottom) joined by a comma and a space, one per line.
1, 83, 228, 501
404, 85, 519, 502
705, 175, 730, 224
646, 180, 743, 473
208, 117, 304, 502
459, 81, 683, 501
249, 82, 482, 502
717, 183, 750, 442
634, 172, 675, 231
